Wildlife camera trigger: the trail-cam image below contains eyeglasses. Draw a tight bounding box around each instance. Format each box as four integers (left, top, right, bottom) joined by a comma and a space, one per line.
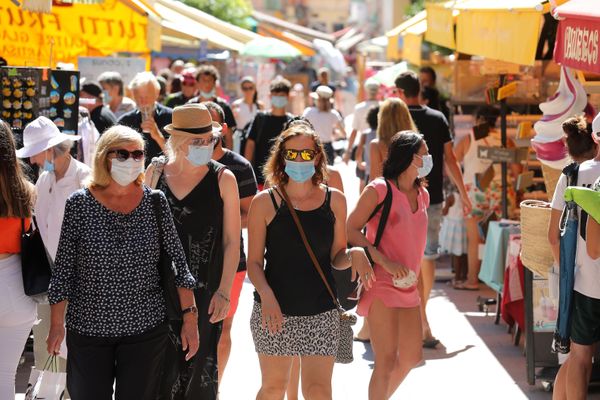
190, 136, 219, 146
283, 148, 316, 162
241, 86, 255, 91
107, 149, 145, 162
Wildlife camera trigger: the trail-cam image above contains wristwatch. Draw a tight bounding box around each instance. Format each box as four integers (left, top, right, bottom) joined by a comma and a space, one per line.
182, 305, 198, 316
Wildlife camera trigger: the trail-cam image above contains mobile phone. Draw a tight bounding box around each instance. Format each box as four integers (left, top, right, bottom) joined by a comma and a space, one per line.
473, 122, 490, 141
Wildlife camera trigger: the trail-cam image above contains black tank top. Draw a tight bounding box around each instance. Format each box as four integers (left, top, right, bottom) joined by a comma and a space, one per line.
157, 160, 225, 292
254, 186, 337, 316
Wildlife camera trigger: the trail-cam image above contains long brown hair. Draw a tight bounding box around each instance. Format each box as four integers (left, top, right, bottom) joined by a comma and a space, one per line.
0, 120, 34, 218
263, 123, 328, 188
377, 98, 416, 147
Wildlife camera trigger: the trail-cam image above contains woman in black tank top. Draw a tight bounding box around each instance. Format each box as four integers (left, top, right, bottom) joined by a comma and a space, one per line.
246, 123, 372, 399
145, 104, 241, 400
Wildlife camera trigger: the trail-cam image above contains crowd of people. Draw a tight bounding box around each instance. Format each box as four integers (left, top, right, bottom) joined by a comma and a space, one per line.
1, 58, 600, 400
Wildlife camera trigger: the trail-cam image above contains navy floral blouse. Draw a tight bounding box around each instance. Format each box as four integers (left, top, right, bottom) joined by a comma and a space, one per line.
48, 186, 196, 337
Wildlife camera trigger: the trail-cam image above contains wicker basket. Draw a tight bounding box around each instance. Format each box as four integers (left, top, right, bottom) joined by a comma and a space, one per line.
520, 200, 554, 278
541, 163, 563, 202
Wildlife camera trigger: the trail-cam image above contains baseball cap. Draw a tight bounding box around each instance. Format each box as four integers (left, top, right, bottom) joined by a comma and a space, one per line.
81, 81, 103, 99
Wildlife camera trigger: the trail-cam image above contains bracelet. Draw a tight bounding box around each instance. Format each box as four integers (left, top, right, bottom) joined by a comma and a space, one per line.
363, 246, 375, 266
216, 290, 230, 303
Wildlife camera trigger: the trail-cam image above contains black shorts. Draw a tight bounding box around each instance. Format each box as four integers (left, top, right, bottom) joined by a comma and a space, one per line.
571, 291, 600, 345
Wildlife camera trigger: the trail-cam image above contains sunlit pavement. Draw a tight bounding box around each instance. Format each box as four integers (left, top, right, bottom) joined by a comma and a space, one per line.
15, 160, 600, 399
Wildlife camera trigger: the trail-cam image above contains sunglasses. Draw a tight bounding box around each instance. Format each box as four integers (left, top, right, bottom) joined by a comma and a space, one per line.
241, 86, 255, 91
107, 149, 145, 162
190, 136, 219, 146
283, 148, 316, 162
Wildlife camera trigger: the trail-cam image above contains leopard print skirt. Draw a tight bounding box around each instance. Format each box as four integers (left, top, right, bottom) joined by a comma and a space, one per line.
250, 302, 339, 356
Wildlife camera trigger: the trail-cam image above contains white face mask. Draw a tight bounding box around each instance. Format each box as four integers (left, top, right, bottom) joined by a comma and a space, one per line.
110, 158, 144, 186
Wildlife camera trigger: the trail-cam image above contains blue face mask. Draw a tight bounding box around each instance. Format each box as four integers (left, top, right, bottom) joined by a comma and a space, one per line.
285, 160, 315, 183
415, 154, 433, 178
43, 159, 55, 173
187, 144, 214, 166
271, 95, 288, 109
200, 89, 216, 99
102, 89, 112, 105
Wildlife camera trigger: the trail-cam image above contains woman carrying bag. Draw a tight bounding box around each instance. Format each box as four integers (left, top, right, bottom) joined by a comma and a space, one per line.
347, 131, 430, 399
0, 119, 37, 398
247, 123, 373, 400
46, 125, 199, 400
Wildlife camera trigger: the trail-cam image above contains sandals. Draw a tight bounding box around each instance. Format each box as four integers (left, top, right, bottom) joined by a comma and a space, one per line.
422, 338, 440, 349
453, 282, 479, 291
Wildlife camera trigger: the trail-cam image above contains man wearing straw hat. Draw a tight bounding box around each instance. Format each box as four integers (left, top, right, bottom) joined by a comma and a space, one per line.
552, 113, 600, 399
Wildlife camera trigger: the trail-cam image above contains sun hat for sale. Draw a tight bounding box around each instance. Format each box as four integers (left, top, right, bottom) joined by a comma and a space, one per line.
164, 103, 222, 138
310, 85, 334, 100
16, 116, 80, 158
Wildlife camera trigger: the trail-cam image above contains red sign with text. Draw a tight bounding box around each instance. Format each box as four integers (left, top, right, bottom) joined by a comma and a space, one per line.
555, 16, 600, 74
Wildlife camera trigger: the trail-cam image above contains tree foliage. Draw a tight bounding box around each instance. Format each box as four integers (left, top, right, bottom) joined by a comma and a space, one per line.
183, 0, 254, 29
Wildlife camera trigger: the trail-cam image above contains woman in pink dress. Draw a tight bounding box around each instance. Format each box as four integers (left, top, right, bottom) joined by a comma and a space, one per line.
348, 131, 430, 399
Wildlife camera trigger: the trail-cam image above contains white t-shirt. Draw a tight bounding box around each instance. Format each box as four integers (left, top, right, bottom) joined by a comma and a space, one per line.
232, 99, 259, 130
352, 100, 379, 133
302, 107, 343, 143
551, 159, 600, 299
35, 157, 90, 260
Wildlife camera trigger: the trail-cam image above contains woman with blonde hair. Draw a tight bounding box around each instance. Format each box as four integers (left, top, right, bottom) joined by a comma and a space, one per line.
0, 119, 37, 398
369, 98, 416, 181
145, 103, 241, 399
247, 123, 373, 400
46, 125, 199, 399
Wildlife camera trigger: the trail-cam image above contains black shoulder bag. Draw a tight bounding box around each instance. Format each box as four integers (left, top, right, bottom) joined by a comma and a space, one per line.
20, 216, 54, 302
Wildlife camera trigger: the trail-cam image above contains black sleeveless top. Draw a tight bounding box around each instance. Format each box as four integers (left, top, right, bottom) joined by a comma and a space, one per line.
157, 160, 225, 292
254, 186, 337, 316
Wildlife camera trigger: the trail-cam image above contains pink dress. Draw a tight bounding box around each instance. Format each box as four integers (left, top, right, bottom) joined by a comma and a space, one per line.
357, 179, 429, 316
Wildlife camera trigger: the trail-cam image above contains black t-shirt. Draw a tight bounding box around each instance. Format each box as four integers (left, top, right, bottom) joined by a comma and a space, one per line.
217, 150, 258, 272
91, 106, 117, 136
188, 96, 237, 130
164, 92, 194, 109
247, 111, 293, 184
408, 105, 452, 205
118, 103, 173, 167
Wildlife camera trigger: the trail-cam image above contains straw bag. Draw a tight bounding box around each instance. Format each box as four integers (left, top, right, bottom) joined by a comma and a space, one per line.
520, 200, 554, 278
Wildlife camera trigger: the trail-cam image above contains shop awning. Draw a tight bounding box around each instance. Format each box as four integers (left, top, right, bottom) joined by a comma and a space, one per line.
553, 0, 600, 74
385, 11, 427, 64
257, 26, 316, 57
252, 10, 335, 43
155, 0, 260, 45
336, 32, 368, 52
0, 0, 155, 67
425, 2, 461, 49
154, 2, 246, 52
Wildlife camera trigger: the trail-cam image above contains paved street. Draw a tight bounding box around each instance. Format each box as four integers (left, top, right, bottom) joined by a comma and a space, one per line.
15, 160, 600, 399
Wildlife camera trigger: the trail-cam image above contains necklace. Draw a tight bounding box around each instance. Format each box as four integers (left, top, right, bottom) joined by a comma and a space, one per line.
286, 186, 314, 210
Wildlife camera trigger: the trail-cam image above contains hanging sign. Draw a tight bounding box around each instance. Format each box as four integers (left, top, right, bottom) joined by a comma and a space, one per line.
554, 17, 600, 74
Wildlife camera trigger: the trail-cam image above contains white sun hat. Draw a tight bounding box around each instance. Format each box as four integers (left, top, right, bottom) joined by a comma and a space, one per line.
16, 116, 81, 158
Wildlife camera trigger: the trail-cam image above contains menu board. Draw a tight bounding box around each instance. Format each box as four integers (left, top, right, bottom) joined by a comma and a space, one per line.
0, 67, 80, 134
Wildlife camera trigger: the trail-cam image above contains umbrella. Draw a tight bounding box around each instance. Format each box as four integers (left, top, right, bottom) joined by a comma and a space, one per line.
240, 37, 301, 60
371, 62, 409, 87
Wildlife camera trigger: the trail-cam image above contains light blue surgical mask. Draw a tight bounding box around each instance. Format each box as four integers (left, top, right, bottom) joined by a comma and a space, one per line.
102, 90, 112, 105
43, 159, 55, 173
271, 95, 288, 109
187, 144, 214, 166
200, 89, 216, 99
415, 154, 433, 178
284, 160, 315, 183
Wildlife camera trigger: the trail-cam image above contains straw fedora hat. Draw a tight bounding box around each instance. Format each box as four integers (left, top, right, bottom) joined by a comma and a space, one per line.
164, 103, 222, 138
16, 116, 81, 159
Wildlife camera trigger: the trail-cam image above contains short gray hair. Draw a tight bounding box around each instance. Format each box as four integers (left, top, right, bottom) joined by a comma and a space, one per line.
129, 72, 160, 92
98, 71, 125, 96
52, 140, 73, 157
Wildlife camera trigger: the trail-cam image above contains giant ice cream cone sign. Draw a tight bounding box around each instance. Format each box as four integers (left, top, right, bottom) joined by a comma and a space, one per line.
532, 67, 587, 170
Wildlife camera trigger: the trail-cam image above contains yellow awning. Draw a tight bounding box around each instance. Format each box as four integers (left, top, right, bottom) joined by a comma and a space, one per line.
453, 0, 569, 65
425, 2, 460, 49
385, 11, 427, 62
0, 0, 153, 67
257, 26, 316, 57
154, 2, 245, 52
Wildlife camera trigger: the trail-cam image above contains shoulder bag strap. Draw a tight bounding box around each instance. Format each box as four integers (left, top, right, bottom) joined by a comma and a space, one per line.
373, 180, 393, 248
279, 186, 340, 309
150, 191, 164, 247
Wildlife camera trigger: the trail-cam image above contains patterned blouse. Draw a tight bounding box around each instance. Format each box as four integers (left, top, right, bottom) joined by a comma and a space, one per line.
48, 186, 196, 337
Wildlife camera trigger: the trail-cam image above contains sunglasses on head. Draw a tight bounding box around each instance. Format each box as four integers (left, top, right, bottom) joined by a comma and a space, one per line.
241, 86, 255, 91
107, 149, 145, 162
283, 148, 316, 162
190, 136, 219, 146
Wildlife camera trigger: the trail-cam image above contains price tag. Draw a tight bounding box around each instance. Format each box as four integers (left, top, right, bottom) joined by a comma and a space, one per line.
497, 82, 518, 100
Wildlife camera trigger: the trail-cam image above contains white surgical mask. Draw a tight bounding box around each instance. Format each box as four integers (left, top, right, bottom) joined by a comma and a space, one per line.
186, 143, 214, 166
415, 154, 433, 178
110, 158, 144, 186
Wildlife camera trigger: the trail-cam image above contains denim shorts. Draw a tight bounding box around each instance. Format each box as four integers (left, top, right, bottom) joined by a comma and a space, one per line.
424, 203, 443, 260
